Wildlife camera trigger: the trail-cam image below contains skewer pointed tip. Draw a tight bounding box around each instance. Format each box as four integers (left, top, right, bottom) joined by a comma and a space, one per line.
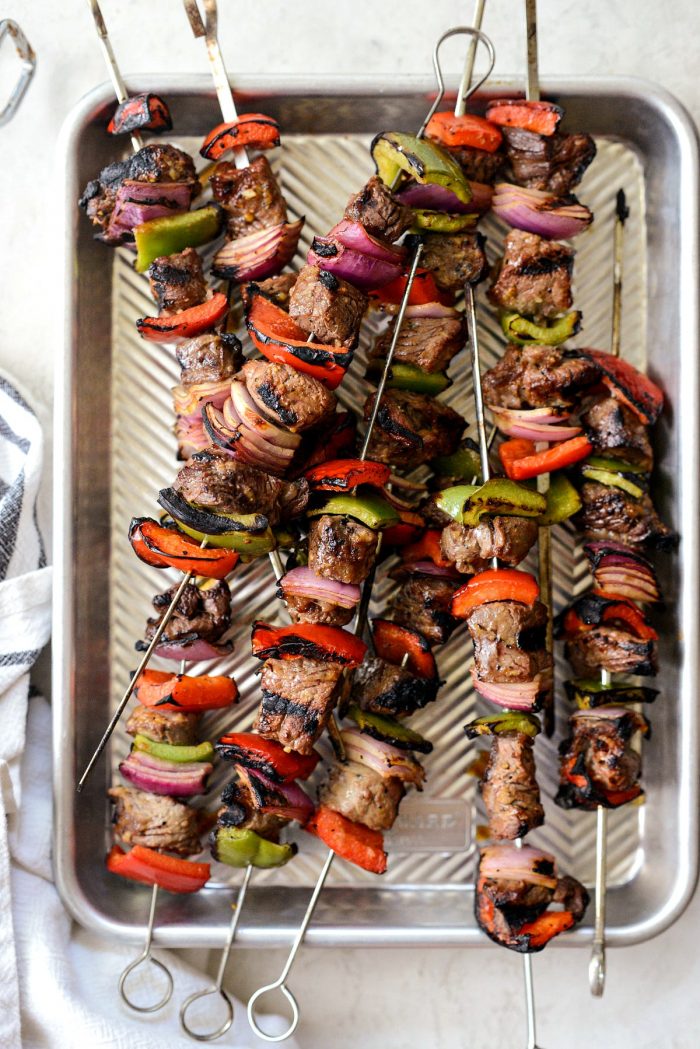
616, 188, 629, 224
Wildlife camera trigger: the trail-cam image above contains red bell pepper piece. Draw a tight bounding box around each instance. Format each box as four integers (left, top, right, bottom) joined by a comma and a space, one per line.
560, 593, 658, 642
250, 621, 367, 667
371, 619, 437, 680
305, 805, 387, 875
499, 435, 593, 480
133, 669, 239, 712
383, 509, 426, 548
486, 99, 563, 136
580, 349, 664, 425
217, 732, 320, 782
200, 113, 281, 160
426, 111, 503, 152
304, 458, 391, 492
451, 568, 540, 617
128, 518, 239, 579
107, 93, 172, 135
368, 268, 454, 308
603, 785, 644, 807
517, 910, 576, 949
106, 845, 210, 893
300, 412, 356, 471
401, 528, 452, 568
136, 293, 229, 343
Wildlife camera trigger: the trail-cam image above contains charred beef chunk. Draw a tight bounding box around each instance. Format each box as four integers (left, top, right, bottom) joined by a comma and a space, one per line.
210, 155, 287, 239
174, 450, 308, 523
148, 247, 208, 313
343, 175, 413, 242
581, 396, 653, 469
108, 786, 201, 856
308, 515, 377, 585
450, 145, 505, 184
420, 231, 488, 291
242, 272, 298, 310
556, 710, 646, 809
489, 229, 574, 321
482, 732, 544, 840
503, 126, 596, 195
363, 389, 465, 466
476, 867, 590, 952
466, 600, 552, 683
145, 579, 231, 643
240, 360, 337, 433
175, 332, 242, 385
391, 576, 460, 646
254, 657, 345, 754
319, 760, 405, 832
369, 314, 466, 374
218, 770, 290, 839
441, 516, 538, 575
565, 627, 657, 677
482, 343, 601, 410
288, 265, 368, 349
576, 481, 674, 548
284, 592, 355, 627
351, 657, 439, 718
125, 705, 201, 746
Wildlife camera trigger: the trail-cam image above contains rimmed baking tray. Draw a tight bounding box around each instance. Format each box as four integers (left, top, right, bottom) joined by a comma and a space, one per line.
55, 75, 699, 948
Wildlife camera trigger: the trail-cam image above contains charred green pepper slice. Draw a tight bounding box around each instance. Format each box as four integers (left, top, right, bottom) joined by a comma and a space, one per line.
210, 826, 297, 869
431, 441, 483, 484
157, 487, 276, 557
536, 473, 582, 525
564, 679, 659, 709
132, 735, 214, 763
584, 455, 648, 475
464, 712, 542, 739
345, 704, 433, 754
366, 359, 451, 395
135, 205, 222, 272
307, 493, 399, 531
580, 466, 645, 499
500, 310, 581, 347
410, 209, 478, 232
371, 131, 471, 203
436, 478, 546, 525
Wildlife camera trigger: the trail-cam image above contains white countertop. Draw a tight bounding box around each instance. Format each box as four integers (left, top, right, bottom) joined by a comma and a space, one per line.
4, 1, 698, 1045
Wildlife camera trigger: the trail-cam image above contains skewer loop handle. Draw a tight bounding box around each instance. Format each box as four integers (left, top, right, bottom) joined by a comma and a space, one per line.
589, 943, 606, 998
118, 883, 173, 1013
247, 982, 300, 1043
180, 986, 234, 1042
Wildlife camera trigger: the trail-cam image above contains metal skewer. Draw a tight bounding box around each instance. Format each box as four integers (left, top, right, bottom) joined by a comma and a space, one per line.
86, 0, 142, 151
118, 883, 174, 1013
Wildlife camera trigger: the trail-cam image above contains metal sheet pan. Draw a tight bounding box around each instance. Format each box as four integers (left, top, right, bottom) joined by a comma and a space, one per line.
55, 75, 699, 948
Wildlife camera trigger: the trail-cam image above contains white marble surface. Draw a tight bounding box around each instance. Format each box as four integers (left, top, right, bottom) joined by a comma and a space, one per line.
3, 0, 698, 1045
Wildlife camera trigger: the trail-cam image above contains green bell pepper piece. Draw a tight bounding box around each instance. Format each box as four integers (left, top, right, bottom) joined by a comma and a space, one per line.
500, 310, 581, 347
564, 678, 659, 709
436, 478, 546, 525
134, 205, 223, 273
580, 466, 645, 499
464, 712, 542, 739
371, 131, 471, 203
435, 484, 480, 521
176, 520, 277, 557
346, 703, 434, 753
132, 735, 214, 763
431, 442, 482, 484
308, 493, 399, 530
584, 455, 648, 475
536, 472, 582, 525
211, 826, 297, 869
366, 359, 451, 395
410, 209, 478, 233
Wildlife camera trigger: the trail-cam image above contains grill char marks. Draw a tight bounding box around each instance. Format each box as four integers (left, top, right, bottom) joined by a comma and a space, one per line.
254, 657, 345, 754
210, 155, 287, 238
288, 264, 368, 349
556, 710, 646, 809
284, 591, 355, 627
148, 247, 208, 313
420, 231, 488, 291
581, 396, 653, 469
363, 389, 465, 466
482, 343, 600, 410
176, 332, 242, 384
351, 657, 439, 718
489, 229, 574, 322
576, 481, 674, 548
145, 579, 231, 644
503, 126, 596, 195
450, 146, 505, 184
441, 516, 538, 575
482, 733, 544, 840
465, 600, 552, 683
369, 314, 466, 374
240, 359, 337, 433
174, 450, 308, 523
218, 771, 290, 839
308, 515, 378, 585
391, 576, 460, 646
344, 175, 413, 242
565, 627, 657, 678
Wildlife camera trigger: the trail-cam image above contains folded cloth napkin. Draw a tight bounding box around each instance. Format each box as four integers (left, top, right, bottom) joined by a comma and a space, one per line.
0, 374, 299, 1049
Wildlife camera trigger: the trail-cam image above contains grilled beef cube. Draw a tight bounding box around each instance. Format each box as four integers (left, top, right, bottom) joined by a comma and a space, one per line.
363, 389, 465, 466
240, 360, 337, 433
148, 247, 208, 313
482, 733, 544, 840
565, 627, 657, 677
218, 771, 290, 839
482, 344, 601, 410
145, 579, 231, 644
176, 332, 242, 384
174, 450, 308, 523
351, 656, 439, 718
450, 146, 505, 184
210, 155, 287, 239
369, 314, 466, 374
242, 272, 298, 310
576, 481, 674, 548
466, 600, 552, 683
285, 592, 355, 627
108, 786, 201, 857
503, 126, 596, 195
489, 229, 574, 321
254, 656, 345, 754
288, 265, 368, 349
125, 705, 201, 746
391, 576, 460, 646
581, 396, 653, 470
308, 514, 377, 585
420, 231, 488, 291
476, 866, 589, 952
441, 517, 538, 575
343, 175, 413, 242
319, 760, 405, 832
557, 710, 646, 808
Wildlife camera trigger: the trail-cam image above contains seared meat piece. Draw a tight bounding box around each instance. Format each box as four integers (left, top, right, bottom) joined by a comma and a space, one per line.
254, 657, 345, 754
466, 600, 552, 683
308, 515, 377, 585
441, 516, 538, 574
174, 450, 308, 523
391, 576, 460, 646
288, 265, 368, 349
284, 592, 355, 627
108, 786, 201, 856
319, 760, 405, 832
576, 481, 674, 548
556, 709, 647, 810
240, 360, 337, 433
145, 579, 230, 643
503, 126, 597, 195
351, 657, 439, 718
420, 231, 488, 291
450, 146, 505, 184
363, 389, 465, 466
482, 343, 600, 410
565, 627, 657, 677
581, 396, 653, 469
481, 733, 544, 840
242, 272, 298, 309
553, 875, 590, 921
343, 175, 413, 242
125, 705, 200, 746
369, 314, 466, 374
148, 247, 208, 313
175, 332, 242, 385
489, 229, 574, 321
210, 155, 287, 238
218, 772, 290, 840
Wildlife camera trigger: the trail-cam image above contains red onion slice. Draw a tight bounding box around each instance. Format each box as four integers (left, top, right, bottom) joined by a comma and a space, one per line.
489, 405, 581, 442
280, 566, 361, 609
307, 239, 404, 289
206, 401, 292, 475
400, 560, 461, 580
396, 181, 473, 215
229, 380, 301, 450
172, 378, 231, 418
119, 752, 213, 796
404, 302, 461, 320
106, 180, 193, 242
247, 769, 315, 823
472, 670, 547, 711
492, 182, 593, 240
328, 220, 406, 261
480, 843, 558, 889
213, 219, 303, 282
340, 729, 426, 786
151, 637, 233, 662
